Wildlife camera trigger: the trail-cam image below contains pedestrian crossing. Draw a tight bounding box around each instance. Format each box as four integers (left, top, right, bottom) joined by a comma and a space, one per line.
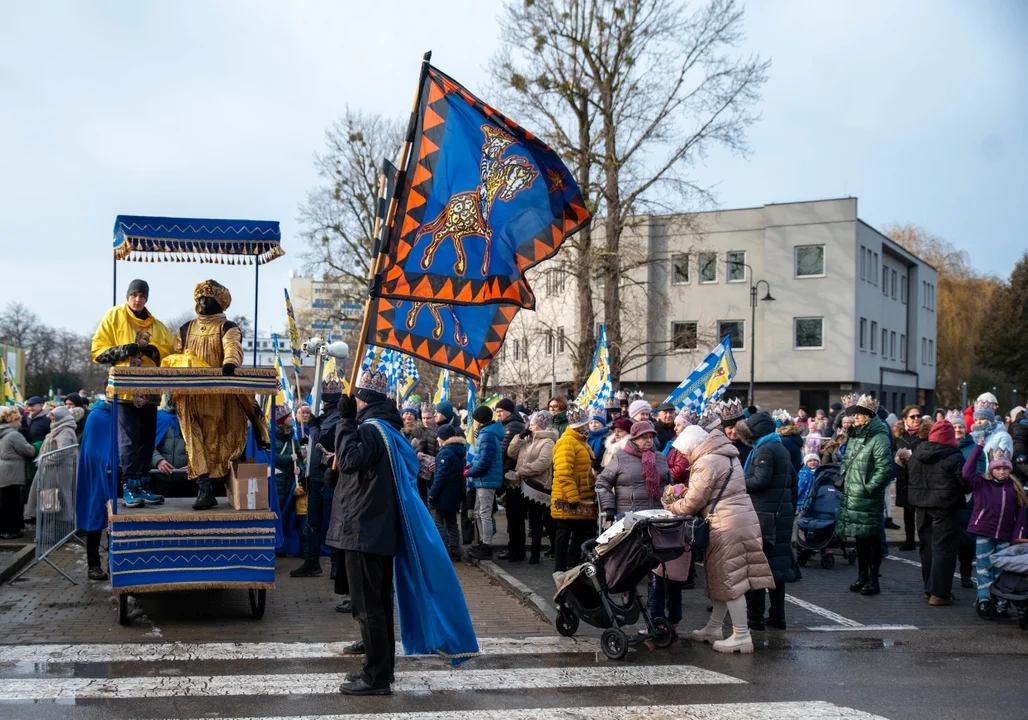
0, 637, 890, 719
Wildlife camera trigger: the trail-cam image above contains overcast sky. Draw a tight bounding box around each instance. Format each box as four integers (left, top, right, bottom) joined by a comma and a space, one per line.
2, 0, 1025, 338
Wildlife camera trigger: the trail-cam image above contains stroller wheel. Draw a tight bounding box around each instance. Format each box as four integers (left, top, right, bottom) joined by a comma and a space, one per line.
976, 599, 997, 621
821, 554, 835, 569
650, 617, 676, 649
600, 628, 629, 661
798, 554, 808, 567
556, 610, 580, 637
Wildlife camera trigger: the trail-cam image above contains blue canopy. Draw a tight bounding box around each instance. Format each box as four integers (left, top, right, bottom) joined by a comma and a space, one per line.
113, 215, 284, 265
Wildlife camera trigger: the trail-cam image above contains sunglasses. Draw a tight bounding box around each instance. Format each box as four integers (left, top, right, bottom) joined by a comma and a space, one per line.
906, 414, 921, 420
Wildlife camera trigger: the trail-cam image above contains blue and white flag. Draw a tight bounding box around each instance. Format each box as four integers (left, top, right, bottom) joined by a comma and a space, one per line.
399, 355, 420, 403
573, 324, 612, 416
663, 336, 738, 412
432, 369, 450, 404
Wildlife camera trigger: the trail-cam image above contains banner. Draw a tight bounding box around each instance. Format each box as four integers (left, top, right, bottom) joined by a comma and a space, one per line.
573, 324, 612, 414
432, 369, 450, 404
663, 336, 738, 412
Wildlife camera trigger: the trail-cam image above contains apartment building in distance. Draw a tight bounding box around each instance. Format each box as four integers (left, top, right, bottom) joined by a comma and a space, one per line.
497, 198, 938, 414
287, 271, 361, 343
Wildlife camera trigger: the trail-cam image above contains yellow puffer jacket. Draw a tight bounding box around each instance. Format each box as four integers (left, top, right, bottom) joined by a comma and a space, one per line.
550, 427, 597, 520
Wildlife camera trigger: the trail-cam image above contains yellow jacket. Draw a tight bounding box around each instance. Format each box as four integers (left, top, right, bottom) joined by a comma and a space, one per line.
550, 427, 597, 520
91, 304, 174, 372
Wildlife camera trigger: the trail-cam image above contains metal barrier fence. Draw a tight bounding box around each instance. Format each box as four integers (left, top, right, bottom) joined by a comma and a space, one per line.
8, 444, 82, 585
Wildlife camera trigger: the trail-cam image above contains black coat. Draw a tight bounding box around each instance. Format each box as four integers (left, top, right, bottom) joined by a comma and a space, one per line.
1011, 416, 1028, 482
429, 437, 467, 514
907, 441, 966, 510
499, 414, 525, 475
893, 427, 922, 508
779, 428, 805, 472
654, 420, 674, 452
740, 413, 797, 583
307, 410, 339, 485
327, 400, 403, 557
21, 412, 50, 444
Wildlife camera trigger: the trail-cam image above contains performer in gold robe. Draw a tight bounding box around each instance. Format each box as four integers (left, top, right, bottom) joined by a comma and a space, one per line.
173, 280, 266, 509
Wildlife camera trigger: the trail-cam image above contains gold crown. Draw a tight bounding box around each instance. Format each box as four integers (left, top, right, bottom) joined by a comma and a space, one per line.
854, 393, 879, 415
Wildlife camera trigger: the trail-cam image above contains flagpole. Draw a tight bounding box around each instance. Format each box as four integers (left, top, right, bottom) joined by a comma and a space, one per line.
348, 50, 433, 393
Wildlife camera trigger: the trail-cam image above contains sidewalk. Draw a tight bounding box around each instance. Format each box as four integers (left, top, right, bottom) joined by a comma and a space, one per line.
0, 539, 550, 645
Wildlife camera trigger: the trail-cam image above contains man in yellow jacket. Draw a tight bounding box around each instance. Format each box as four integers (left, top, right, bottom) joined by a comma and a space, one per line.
91, 279, 173, 508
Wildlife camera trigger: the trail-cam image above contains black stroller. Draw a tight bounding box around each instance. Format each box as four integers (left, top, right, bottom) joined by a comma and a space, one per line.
553, 513, 687, 660
988, 544, 1028, 629
795, 463, 855, 568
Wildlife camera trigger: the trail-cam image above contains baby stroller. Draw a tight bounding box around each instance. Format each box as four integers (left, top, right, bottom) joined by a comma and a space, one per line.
553, 511, 687, 660
796, 463, 855, 569
987, 544, 1028, 630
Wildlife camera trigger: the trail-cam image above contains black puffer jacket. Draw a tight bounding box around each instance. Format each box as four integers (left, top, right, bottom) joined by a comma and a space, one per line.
738, 412, 797, 583
907, 441, 967, 510
1010, 412, 1028, 482
892, 423, 924, 508
327, 400, 403, 557
499, 413, 526, 476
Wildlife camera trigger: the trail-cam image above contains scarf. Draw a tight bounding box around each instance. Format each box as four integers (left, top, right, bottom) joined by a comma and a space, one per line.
40, 417, 77, 455
743, 431, 782, 474
624, 440, 660, 499
586, 428, 606, 459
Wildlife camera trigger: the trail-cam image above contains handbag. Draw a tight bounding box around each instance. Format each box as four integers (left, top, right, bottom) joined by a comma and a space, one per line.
40, 487, 61, 514
682, 459, 735, 552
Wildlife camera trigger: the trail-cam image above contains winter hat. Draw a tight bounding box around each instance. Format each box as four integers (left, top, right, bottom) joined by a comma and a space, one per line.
528, 410, 552, 430
50, 406, 70, 422
275, 403, 292, 424
985, 430, 1013, 462
590, 414, 607, 426
972, 399, 996, 423
26, 396, 44, 406
989, 456, 1013, 473
516, 403, 530, 417
1010, 406, 1026, 423
849, 394, 879, 417
435, 400, 455, 421
628, 399, 651, 419
629, 421, 657, 441
976, 392, 999, 409
714, 398, 744, 427
401, 405, 419, 418
673, 425, 708, 457
68, 407, 85, 424
945, 410, 965, 428
126, 278, 149, 299
353, 364, 389, 403
674, 414, 691, 429
612, 417, 634, 434
803, 453, 820, 464
928, 419, 957, 447
437, 423, 457, 442
566, 404, 590, 429
63, 394, 84, 408
472, 405, 494, 424
657, 402, 676, 414
495, 397, 516, 414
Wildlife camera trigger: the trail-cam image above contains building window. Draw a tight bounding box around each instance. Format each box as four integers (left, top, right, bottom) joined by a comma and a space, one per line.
795, 245, 825, 277
512, 339, 520, 361
870, 321, 878, 353
921, 337, 927, 364
882, 328, 888, 358
900, 334, 906, 361
859, 318, 867, 351
929, 339, 934, 366
890, 331, 897, 359
901, 275, 907, 304
545, 331, 553, 356
718, 320, 745, 350
859, 246, 866, 280
699, 253, 718, 283
671, 254, 689, 285
726, 251, 746, 282
873, 252, 879, 285
794, 317, 824, 349
558, 327, 566, 354
882, 265, 888, 295
545, 268, 567, 295
891, 269, 897, 298
671, 322, 698, 351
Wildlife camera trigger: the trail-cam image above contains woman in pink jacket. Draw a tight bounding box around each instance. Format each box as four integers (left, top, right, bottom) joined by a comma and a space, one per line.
666, 425, 774, 654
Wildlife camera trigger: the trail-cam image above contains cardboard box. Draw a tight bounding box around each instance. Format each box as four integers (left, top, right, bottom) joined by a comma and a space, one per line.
227, 461, 270, 511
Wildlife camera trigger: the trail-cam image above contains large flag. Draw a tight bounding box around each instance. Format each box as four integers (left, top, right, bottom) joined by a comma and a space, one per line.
432, 369, 450, 404
283, 289, 304, 378
663, 336, 738, 413
363, 63, 590, 382
0, 356, 20, 405
573, 324, 612, 415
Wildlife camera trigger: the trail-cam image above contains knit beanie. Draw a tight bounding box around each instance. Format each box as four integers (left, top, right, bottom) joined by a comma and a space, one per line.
612, 418, 633, 434
50, 406, 70, 421
495, 397, 516, 414
437, 424, 457, 442
988, 457, 1013, 473
803, 453, 820, 464
401, 405, 418, 417
528, 410, 552, 430
928, 419, 957, 448
590, 414, 607, 427
628, 399, 651, 419
472, 405, 494, 424
435, 400, 454, 421
126, 278, 149, 299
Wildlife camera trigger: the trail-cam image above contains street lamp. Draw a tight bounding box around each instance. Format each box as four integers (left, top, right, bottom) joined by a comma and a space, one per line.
727, 259, 775, 406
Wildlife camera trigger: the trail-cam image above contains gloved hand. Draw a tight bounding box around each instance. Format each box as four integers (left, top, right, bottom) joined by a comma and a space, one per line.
463, 468, 470, 478
324, 467, 339, 488
140, 344, 160, 363
601, 515, 614, 531
337, 394, 357, 420
124, 343, 142, 357
222, 363, 237, 376
519, 428, 532, 440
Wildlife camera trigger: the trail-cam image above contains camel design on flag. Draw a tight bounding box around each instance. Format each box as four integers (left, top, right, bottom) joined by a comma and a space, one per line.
416, 124, 539, 277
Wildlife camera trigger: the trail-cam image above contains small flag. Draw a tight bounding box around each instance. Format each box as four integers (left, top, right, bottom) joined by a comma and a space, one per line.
432, 369, 450, 404
399, 355, 420, 404
573, 325, 612, 416
663, 336, 738, 413
283, 289, 304, 378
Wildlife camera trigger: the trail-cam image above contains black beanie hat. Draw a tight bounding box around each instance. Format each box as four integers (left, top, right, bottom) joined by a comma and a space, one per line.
495, 398, 516, 414
437, 424, 457, 442
472, 405, 494, 424
127, 279, 149, 300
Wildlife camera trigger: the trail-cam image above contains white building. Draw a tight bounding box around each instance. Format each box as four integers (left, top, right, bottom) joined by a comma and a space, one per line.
498, 198, 938, 414
288, 271, 361, 343
241, 334, 315, 369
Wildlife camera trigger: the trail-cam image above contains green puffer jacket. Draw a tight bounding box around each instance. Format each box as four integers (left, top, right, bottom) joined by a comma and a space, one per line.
838, 416, 894, 539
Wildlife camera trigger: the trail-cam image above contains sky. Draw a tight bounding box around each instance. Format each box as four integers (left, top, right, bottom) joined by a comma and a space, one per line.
1, 0, 1025, 338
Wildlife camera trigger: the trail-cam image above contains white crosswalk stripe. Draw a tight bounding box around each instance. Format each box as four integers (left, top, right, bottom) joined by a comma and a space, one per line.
215, 702, 888, 719
0, 665, 743, 700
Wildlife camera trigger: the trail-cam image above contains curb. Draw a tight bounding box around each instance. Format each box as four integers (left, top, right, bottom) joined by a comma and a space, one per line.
461, 548, 557, 626
0, 544, 35, 584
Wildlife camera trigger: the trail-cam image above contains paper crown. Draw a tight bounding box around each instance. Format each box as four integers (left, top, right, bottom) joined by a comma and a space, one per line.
698, 407, 722, 430
771, 408, 793, 425
275, 403, 292, 422
354, 367, 389, 398
604, 395, 620, 409
566, 403, 589, 428
420, 402, 436, 415
841, 393, 859, 408
985, 430, 1013, 460
973, 398, 997, 421
321, 377, 342, 395
976, 392, 999, 408
853, 393, 879, 415
715, 398, 744, 423
945, 410, 965, 427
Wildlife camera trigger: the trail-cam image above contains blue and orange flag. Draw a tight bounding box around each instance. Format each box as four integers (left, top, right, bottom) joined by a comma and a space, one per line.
364, 62, 590, 382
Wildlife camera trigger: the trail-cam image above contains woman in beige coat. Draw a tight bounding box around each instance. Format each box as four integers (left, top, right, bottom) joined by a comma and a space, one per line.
666, 425, 773, 655
508, 410, 558, 565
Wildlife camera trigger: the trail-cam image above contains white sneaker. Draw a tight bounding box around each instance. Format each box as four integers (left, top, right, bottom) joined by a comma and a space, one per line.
712, 628, 754, 654
691, 619, 724, 644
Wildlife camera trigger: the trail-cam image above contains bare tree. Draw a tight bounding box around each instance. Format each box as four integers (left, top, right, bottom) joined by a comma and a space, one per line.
493, 0, 768, 380
297, 108, 404, 330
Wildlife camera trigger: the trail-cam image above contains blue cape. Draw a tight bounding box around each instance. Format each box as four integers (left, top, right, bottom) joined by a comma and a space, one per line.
75, 401, 118, 531
365, 418, 479, 665
155, 409, 179, 450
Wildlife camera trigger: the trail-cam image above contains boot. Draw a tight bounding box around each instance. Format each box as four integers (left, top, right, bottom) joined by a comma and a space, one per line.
289, 559, 323, 577
469, 544, 492, 560
860, 563, 881, 595
137, 477, 165, 505
192, 477, 217, 510
122, 479, 145, 509
712, 628, 754, 654
849, 542, 869, 592
691, 617, 724, 644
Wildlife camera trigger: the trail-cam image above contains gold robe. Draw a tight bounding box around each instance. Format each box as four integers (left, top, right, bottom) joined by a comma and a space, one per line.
173, 315, 251, 480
